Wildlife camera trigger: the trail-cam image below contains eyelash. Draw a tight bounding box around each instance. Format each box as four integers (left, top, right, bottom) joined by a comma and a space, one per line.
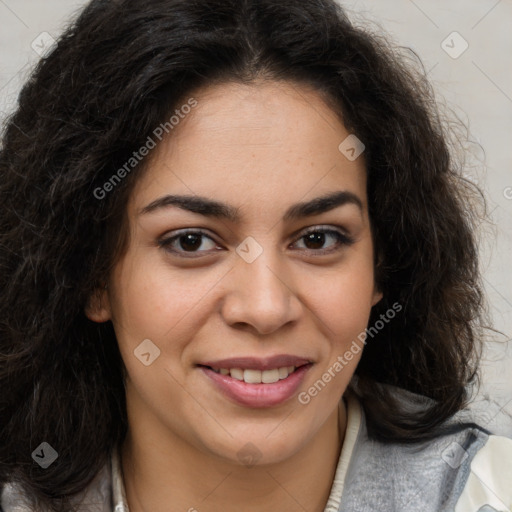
157, 226, 355, 258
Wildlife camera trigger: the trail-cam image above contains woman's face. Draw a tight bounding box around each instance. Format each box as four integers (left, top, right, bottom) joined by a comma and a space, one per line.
90, 80, 382, 466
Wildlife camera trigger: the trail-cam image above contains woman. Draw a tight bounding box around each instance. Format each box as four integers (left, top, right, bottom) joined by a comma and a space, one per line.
0, 0, 511, 511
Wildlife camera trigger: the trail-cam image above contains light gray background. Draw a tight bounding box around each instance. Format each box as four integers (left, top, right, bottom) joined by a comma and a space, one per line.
1, 0, 511, 435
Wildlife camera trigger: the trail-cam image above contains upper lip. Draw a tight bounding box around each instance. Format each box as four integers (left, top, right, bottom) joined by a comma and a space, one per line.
198, 354, 312, 371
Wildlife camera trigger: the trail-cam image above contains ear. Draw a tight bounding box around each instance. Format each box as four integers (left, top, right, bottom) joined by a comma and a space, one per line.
372, 249, 384, 306
84, 285, 112, 323
371, 287, 383, 307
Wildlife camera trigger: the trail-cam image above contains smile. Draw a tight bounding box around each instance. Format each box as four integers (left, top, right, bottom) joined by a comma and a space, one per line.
199, 363, 313, 408
209, 366, 298, 383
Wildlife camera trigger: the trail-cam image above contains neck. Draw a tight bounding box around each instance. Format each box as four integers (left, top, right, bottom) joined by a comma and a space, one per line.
121, 399, 346, 512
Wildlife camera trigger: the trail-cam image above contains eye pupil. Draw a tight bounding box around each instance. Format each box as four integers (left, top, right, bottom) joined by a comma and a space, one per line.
304, 232, 325, 250
180, 233, 202, 251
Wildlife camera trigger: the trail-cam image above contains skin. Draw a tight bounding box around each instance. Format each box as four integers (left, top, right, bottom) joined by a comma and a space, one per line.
86, 79, 382, 512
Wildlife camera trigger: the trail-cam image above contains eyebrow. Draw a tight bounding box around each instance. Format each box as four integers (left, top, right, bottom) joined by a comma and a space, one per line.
139, 190, 363, 222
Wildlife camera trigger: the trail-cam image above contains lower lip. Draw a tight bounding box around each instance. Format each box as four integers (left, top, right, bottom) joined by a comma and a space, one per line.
199, 364, 312, 408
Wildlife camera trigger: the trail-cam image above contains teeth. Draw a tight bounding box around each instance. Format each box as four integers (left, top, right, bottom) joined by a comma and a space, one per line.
244, 369, 262, 384
278, 367, 289, 379
261, 369, 279, 384
230, 368, 244, 380
212, 366, 297, 383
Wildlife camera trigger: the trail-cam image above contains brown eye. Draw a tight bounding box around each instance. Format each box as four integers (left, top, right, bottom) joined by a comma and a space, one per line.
293, 228, 354, 254
158, 226, 354, 259
176, 233, 204, 252
158, 230, 220, 256
302, 232, 328, 250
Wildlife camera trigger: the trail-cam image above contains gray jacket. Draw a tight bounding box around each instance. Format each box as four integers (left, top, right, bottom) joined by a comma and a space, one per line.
2, 387, 511, 511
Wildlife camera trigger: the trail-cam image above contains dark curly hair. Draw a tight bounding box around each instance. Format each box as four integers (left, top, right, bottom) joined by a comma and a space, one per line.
0, 0, 487, 508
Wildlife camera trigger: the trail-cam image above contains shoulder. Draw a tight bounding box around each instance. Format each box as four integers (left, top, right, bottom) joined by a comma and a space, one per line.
454, 434, 512, 512
0, 483, 30, 512
0, 460, 113, 512
340, 388, 512, 512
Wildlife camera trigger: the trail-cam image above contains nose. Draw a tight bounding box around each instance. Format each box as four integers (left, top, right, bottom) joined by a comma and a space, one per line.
220, 248, 303, 336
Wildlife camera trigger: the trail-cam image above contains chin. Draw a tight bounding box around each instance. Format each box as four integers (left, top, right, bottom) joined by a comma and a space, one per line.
217, 433, 306, 468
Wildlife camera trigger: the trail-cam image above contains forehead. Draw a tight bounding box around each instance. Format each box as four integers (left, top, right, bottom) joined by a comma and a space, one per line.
129, 80, 367, 217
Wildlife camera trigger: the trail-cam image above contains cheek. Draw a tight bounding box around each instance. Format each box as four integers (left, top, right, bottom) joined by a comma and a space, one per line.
317, 255, 376, 335
307, 251, 376, 390
110, 250, 225, 357
111, 254, 170, 331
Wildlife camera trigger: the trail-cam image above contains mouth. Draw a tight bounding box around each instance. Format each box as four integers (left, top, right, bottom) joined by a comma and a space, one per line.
197, 363, 309, 384
197, 359, 313, 408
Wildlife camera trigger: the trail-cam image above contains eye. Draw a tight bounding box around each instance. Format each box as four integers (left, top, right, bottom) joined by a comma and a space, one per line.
291, 227, 354, 254
158, 226, 354, 258
158, 229, 221, 257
